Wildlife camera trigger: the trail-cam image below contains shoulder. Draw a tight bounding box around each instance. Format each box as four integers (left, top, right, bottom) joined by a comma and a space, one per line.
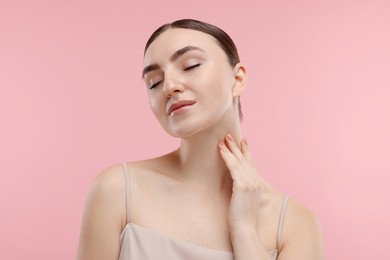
90, 161, 150, 194
77, 163, 128, 259
84, 163, 128, 225
92, 163, 126, 191
89, 158, 169, 204
279, 197, 323, 259
88, 163, 128, 207
77, 159, 172, 260
284, 197, 322, 238
82, 160, 154, 222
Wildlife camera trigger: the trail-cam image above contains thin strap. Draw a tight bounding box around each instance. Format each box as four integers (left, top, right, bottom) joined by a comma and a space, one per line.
121, 162, 131, 224
276, 195, 289, 250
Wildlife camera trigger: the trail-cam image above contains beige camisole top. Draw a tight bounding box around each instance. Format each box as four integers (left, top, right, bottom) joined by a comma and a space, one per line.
119, 163, 289, 260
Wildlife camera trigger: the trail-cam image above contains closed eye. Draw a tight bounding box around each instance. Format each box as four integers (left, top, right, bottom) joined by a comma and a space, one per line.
184, 64, 201, 71
149, 80, 162, 89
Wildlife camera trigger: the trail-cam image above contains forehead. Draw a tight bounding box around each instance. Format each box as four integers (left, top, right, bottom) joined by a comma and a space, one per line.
143, 28, 222, 65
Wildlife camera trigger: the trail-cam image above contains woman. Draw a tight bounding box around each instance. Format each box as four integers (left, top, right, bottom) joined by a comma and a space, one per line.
77, 19, 323, 260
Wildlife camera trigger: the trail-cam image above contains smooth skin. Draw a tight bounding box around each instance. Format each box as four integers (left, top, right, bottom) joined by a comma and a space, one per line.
77, 28, 323, 259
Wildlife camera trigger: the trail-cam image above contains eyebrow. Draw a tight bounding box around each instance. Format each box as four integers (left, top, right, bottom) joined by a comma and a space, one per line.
142, 46, 204, 78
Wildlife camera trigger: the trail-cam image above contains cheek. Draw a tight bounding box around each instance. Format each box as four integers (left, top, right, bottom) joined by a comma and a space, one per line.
148, 94, 167, 123
195, 79, 232, 118
207, 73, 233, 99
205, 63, 234, 93
148, 95, 160, 116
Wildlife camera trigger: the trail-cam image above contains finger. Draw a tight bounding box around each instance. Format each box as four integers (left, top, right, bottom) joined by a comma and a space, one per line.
218, 141, 240, 180
240, 138, 263, 182
241, 138, 253, 161
224, 134, 244, 159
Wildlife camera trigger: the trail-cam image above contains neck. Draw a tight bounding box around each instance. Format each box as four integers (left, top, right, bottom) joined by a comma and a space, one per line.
174, 117, 243, 194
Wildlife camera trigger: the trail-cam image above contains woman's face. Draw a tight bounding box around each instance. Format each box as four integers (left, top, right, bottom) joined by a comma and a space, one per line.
143, 28, 244, 138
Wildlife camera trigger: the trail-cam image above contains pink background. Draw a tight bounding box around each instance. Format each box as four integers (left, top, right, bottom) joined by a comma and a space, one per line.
1, 0, 389, 259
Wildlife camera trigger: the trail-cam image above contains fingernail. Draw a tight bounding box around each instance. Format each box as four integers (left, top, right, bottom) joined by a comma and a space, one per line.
243, 138, 248, 145
227, 133, 233, 140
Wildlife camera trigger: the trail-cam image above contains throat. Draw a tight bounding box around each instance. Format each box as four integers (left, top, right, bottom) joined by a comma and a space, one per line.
174, 145, 232, 193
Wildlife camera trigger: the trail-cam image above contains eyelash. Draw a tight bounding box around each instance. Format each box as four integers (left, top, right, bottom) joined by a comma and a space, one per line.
149, 81, 161, 89
148, 64, 201, 89
184, 63, 201, 71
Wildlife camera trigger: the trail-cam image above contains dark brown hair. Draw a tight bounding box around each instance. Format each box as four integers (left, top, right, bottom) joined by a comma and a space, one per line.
144, 19, 243, 120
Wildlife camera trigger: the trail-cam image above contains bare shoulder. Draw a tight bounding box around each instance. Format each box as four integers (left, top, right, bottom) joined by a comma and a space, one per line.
77, 155, 176, 260
90, 160, 152, 197
284, 197, 322, 240
84, 160, 157, 219
279, 197, 324, 259
285, 197, 320, 223
82, 163, 129, 230
92, 163, 126, 192
91, 155, 173, 196
89, 158, 171, 206
77, 163, 127, 260
88, 163, 128, 220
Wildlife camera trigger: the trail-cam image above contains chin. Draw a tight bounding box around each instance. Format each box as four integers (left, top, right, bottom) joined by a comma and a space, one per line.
165, 125, 200, 139
161, 117, 210, 139
158, 108, 236, 139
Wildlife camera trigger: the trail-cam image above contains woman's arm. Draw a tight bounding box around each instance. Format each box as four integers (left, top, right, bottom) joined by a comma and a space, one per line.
77, 166, 125, 260
218, 134, 323, 259
230, 201, 323, 260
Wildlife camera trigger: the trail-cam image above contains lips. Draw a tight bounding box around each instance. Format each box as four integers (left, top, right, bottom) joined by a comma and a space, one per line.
167, 100, 196, 115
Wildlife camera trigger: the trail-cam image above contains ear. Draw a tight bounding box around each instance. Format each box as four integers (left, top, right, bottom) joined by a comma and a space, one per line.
232, 63, 247, 98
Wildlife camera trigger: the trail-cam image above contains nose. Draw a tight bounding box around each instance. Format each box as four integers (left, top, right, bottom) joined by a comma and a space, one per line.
162, 72, 183, 97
